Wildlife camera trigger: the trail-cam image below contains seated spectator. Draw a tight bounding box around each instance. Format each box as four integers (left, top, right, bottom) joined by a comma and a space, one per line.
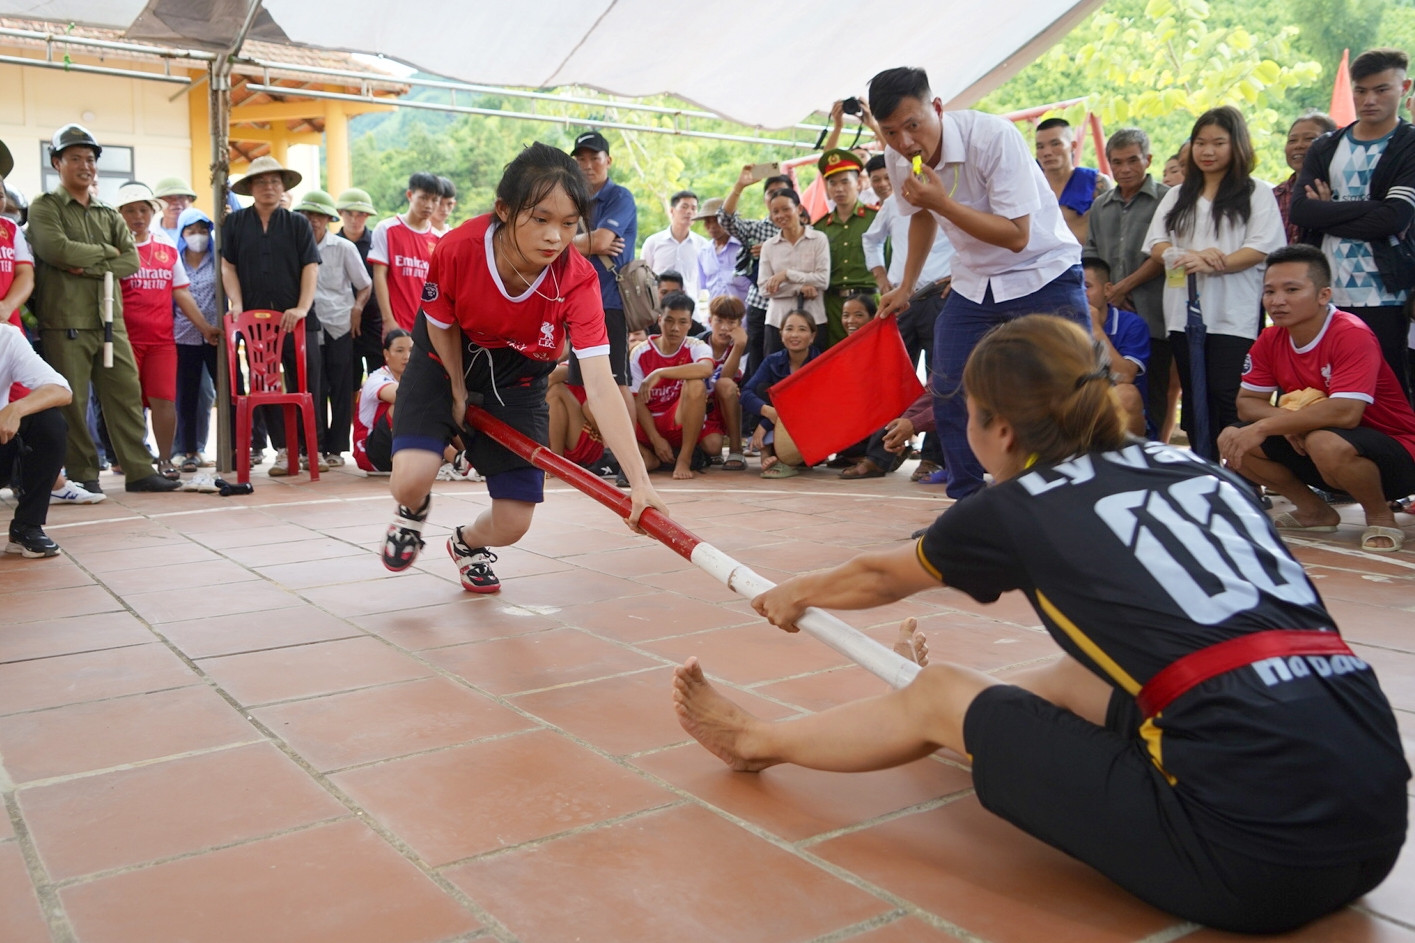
1, 323, 72, 557
1035, 117, 1112, 244
741, 308, 820, 478
173, 206, 220, 472
831, 294, 907, 479
641, 190, 708, 299
701, 295, 748, 470
1218, 245, 1415, 553
1082, 257, 1150, 436
630, 292, 714, 480
1271, 112, 1336, 244
353, 328, 412, 474
758, 189, 829, 354
547, 363, 606, 471
657, 270, 684, 301
116, 183, 220, 480
296, 189, 372, 468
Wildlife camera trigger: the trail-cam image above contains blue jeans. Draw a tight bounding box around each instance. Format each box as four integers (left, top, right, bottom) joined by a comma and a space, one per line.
931, 264, 1088, 498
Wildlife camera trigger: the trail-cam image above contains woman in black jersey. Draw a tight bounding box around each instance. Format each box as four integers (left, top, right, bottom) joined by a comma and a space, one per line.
672, 314, 1408, 934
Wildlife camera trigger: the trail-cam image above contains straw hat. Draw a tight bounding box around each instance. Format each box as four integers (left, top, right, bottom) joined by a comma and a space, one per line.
114, 182, 162, 212
231, 156, 302, 196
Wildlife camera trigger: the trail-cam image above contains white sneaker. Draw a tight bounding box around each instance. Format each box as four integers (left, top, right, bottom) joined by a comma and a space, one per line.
50, 481, 107, 505
435, 462, 461, 481
268, 449, 292, 477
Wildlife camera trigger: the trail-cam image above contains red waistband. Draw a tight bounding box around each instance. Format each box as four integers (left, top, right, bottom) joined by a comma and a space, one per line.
1136, 629, 1352, 718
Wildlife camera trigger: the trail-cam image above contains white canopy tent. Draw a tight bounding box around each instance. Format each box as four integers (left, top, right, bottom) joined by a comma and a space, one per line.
4, 0, 1101, 129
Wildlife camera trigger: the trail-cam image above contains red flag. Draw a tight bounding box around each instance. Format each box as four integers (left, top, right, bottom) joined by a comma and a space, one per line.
1331, 49, 1357, 128
770, 314, 925, 466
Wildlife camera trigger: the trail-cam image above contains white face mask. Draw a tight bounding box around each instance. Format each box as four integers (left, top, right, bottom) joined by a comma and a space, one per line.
185, 232, 209, 253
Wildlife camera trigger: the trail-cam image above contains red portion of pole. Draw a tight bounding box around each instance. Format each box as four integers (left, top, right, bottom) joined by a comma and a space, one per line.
464, 406, 702, 562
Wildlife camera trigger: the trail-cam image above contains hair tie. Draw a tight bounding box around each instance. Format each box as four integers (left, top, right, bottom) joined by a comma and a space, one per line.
1074, 367, 1110, 390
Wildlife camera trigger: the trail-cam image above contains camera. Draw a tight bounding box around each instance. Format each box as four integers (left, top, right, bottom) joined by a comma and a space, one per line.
841, 97, 862, 116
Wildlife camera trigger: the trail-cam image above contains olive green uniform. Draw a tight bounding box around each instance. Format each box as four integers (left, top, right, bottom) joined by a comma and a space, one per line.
816, 201, 878, 346
27, 187, 157, 483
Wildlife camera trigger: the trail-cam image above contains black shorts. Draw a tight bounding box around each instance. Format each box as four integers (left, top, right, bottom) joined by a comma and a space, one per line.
962, 685, 1400, 934
391, 313, 553, 503
567, 306, 628, 386
1258, 425, 1415, 500
365, 413, 393, 472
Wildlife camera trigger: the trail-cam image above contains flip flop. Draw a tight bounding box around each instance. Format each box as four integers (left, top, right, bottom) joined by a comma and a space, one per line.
723, 453, 747, 471
760, 462, 800, 479
840, 460, 886, 480
1360, 525, 1405, 553
1271, 511, 1338, 534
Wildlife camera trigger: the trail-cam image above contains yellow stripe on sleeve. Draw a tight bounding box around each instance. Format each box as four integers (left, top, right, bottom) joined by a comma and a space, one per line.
915, 537, 943, 582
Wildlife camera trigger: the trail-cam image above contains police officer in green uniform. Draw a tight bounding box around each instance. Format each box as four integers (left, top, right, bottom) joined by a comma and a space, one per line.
27, 124, 178, 493
815, 148, 879, 346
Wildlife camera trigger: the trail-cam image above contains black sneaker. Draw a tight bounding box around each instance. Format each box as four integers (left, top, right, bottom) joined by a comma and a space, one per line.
7, 524, 61, 558
447, 526, 499, 593
125, 474, 181, 492
80, 479, 103, 494
381, 495, 430, 572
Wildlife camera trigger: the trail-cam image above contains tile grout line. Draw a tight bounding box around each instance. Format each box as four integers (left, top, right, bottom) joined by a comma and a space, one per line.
0, 774, 79, 943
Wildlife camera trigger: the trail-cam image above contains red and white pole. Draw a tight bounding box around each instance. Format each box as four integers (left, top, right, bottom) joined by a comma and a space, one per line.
466, 406, 921, 690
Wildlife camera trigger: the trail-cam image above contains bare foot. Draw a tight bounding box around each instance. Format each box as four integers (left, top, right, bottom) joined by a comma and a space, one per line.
892, 617, 928, 666
672, 657, 776, 772
672, 465, 694, 480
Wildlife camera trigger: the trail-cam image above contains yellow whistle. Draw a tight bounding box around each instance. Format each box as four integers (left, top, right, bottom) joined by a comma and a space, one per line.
911, 155, 922, 176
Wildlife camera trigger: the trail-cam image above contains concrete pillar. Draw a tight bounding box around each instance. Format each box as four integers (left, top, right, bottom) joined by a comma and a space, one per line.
324, 101, 350, 197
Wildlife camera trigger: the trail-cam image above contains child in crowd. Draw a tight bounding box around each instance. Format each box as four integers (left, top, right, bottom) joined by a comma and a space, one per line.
369, 172, 442, 333
630, 291, 715, 480
1081, 257, 1150, 436
702, 294, 748, 470
353, 328, 411, 474
742, 308, 820, 478
116, 183, 219, 480
547, 363, 605, 471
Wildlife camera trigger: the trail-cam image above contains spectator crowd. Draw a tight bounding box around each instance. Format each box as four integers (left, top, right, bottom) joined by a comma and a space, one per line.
3, 51, 1415, 558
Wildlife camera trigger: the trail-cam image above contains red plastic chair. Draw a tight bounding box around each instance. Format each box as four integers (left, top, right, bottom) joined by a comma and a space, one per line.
225, 310, 320, 484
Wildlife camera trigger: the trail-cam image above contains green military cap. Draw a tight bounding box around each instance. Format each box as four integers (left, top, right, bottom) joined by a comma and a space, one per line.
335, 187, 376, 213
153, 176, 198, 199
817, 148, 864, 179
294, 189, 340, 220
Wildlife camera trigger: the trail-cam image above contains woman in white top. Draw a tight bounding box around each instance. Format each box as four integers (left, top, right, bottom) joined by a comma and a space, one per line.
1144, 106, 1285, 458
757, 188, 830, 355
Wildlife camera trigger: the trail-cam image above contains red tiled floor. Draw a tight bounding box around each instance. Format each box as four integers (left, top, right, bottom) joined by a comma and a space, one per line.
1323, 597, 1415, 654
637, 565, 746, 603
641, 622, 853, 687
0, 554, 95, 591
1178, 906, 1415, 941
20, 742, 348, 880
558, 542, 695, 578
156, 606, 361, 659
350, 598, 563, 649
197, 636, 432, 706
492, 568, 653, 608
812, 796, 1178, 943
635, 743, 974, 842
295, 571, 459, 616
0, 583, 122, 624
187, 519, 318, 550
1352, 644, 1415, 714
422, 627, 660, 696
755, 664, 903, 712
555, 591, 756, 642
255, 552, 404, 590
444, 803, 892, 943
122, 579, 306, 624
511, 666, 798, 756
65, 539, 222, 573
252, 676, 535, 771
330, 729, 672, 865
0, 643, 197, 715
0, 843, 50, 943
217, 535, 365, 568
60, 818, 479, 943
0, 684, 258, 783
1305, 567, 1415, 610
94, 558, 263, 596
848, 917, 969, 941
0, 610, 153, 664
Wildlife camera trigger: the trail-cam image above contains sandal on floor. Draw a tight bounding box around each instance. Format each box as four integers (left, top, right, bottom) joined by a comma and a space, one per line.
1271, 511, 1338, 534
910, 460, 941, 482
723, 452, 747, 471
1360, 525, 1405, 553
159, 463, 181, 481
179, 454, 200, 474
840, 459, 886, 480
761, 462, 800, 479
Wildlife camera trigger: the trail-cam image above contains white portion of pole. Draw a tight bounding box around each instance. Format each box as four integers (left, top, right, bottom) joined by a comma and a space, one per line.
689, 542, 922, 690
102, 271, 114, 368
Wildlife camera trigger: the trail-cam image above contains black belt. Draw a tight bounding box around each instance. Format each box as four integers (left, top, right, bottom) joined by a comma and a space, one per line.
830, 285, 876, 297
909, 277, 952, 303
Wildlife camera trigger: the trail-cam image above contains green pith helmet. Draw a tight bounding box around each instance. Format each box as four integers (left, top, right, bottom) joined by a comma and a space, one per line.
294, 189, 339, 220
335, 187, 376, 213
153, 176, 198, 199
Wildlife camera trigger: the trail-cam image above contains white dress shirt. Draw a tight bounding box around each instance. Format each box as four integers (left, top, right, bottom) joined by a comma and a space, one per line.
862, 194, 955, 287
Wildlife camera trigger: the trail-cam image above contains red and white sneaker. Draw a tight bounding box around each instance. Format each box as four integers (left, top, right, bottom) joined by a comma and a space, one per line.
447, 526, 499, 593
381, 495, 429, 572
